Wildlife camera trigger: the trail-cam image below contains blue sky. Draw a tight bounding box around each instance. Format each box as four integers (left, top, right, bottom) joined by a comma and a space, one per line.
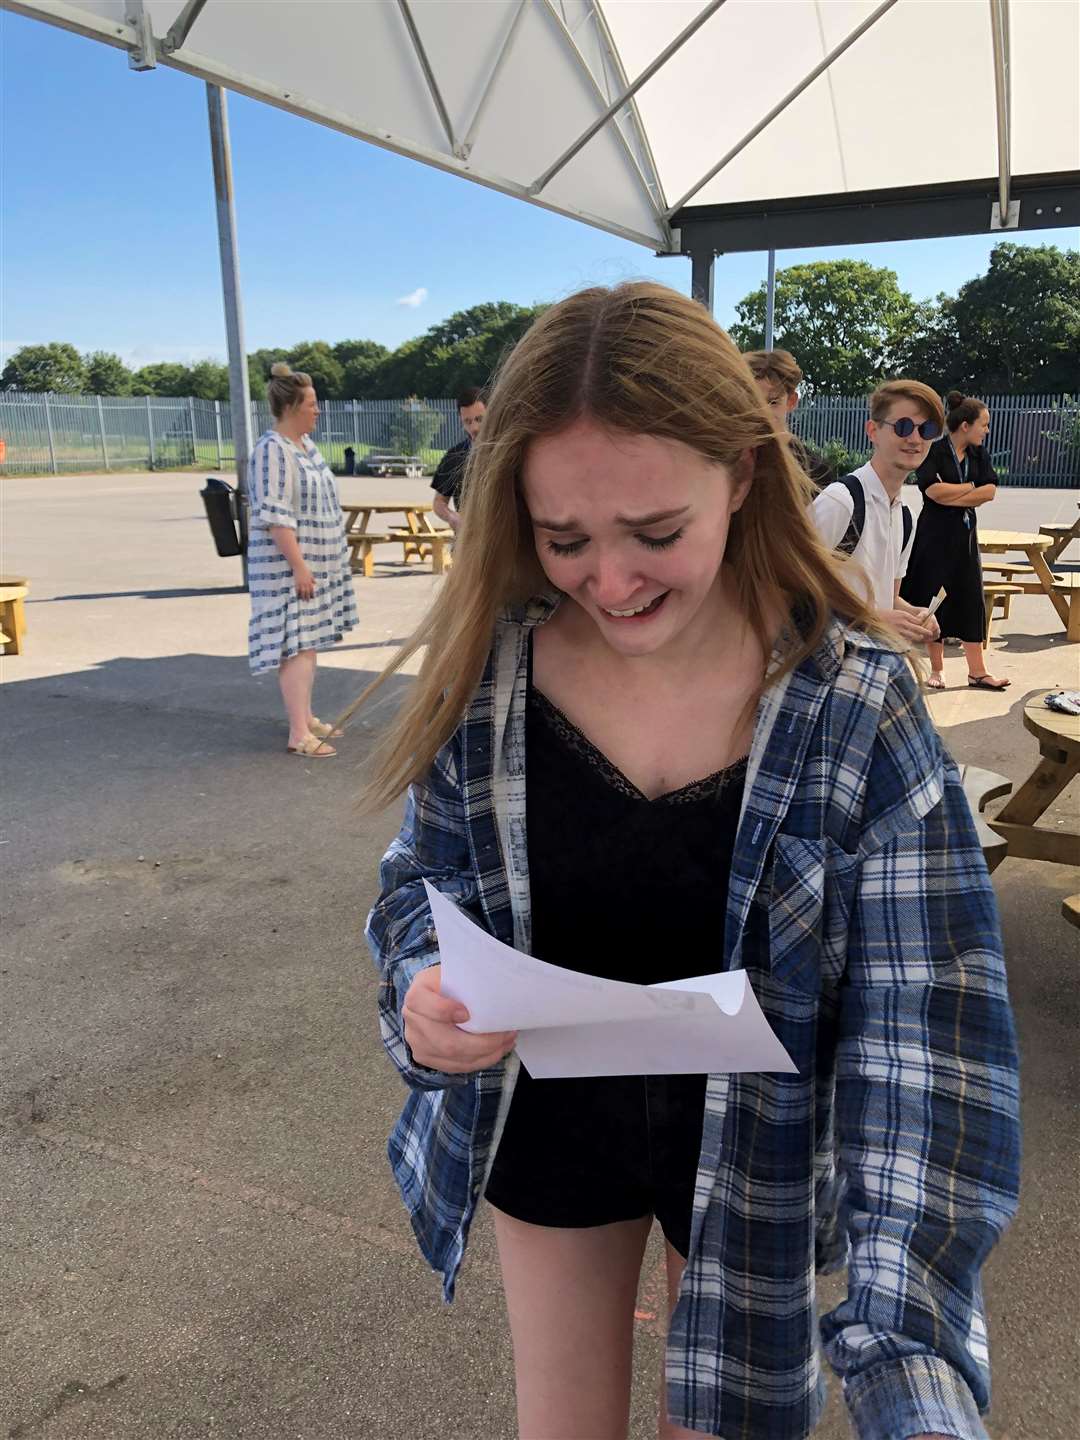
2, 10, 1074, 372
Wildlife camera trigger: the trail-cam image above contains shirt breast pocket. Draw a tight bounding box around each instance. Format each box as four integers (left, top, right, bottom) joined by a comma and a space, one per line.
767, 834, 859, 996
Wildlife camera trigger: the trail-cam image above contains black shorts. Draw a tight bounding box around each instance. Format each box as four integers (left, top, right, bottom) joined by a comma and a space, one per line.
484, 1070, 707, 1259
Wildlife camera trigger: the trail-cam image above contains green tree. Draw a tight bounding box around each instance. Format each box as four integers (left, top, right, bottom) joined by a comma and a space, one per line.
339, 341, 391, 399
945, 242, 1080, 393
333, 337, 388, 368
188, 359, 231, 401
83, 350, 133, 396
729, 260, 920, 394
130, 362, 194, 397
287, 341, 344, 399
894, 298, 964, 395
388, 396, 445, 454
1, 341, 86, 392
363, 303, 542, 398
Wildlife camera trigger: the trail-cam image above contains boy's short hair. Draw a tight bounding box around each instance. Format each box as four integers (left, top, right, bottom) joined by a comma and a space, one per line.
743, 348, 803, 396
457, 386, 485, 410
869, 379, 945, 429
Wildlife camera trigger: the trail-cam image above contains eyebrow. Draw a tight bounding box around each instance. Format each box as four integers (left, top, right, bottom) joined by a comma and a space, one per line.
531, 505, 691, 533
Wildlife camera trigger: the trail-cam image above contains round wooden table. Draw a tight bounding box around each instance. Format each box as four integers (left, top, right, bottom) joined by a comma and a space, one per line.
988, 691, 1080, 868
978, 530, 1075, 637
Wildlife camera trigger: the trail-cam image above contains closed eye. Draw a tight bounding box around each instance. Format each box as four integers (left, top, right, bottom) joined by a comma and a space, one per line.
546, 527, 685, 557
639, 528, 683, 550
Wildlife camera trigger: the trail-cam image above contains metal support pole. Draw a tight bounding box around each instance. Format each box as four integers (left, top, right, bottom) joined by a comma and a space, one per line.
765, 249, 777, 350
206, 82, 253, 585
690, 248, 715, 313
44, 395, 57, 475
146, 394, 156, 468
96, 394, 109, 470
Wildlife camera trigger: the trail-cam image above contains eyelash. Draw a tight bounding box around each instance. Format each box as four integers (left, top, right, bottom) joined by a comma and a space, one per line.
547, 527, 684, 557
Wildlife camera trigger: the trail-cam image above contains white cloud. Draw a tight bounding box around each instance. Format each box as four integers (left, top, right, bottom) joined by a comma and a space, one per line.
395, 287, 428, 309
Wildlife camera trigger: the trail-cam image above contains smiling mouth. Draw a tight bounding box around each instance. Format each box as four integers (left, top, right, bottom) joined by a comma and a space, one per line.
601, 592, 669, 620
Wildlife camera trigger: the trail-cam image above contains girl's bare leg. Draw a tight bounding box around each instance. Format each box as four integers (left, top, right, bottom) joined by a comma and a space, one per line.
659, 1242, 705, 1440
278, 650, 317, 747
305, 649, 319, 730
492, 1207, 652, 1440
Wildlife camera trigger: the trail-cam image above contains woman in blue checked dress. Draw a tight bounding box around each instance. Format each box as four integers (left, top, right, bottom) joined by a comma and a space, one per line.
362, 285, 1020, 1440
247, 363, 358, 757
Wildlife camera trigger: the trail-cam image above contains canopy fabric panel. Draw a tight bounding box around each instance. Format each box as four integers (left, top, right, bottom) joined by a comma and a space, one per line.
6, 0, 1079, 251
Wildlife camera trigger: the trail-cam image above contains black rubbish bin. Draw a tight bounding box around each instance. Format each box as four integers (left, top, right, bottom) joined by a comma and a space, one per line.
343, 446, 356, 476
201, 477, 244, 557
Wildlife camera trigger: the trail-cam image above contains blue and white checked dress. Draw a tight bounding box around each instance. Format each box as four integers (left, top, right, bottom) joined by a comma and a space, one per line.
247, 430, 358, 675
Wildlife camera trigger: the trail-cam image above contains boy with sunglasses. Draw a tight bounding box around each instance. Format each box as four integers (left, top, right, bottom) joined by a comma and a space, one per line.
810, 379, 945, 645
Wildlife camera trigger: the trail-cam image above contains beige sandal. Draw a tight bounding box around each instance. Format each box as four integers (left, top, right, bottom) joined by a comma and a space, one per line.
309, 717, 344, 739
287, 734, 336, 758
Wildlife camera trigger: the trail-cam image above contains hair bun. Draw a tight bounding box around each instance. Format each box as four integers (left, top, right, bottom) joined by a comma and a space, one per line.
945, 390, 964, 409
270, 362, 292, 378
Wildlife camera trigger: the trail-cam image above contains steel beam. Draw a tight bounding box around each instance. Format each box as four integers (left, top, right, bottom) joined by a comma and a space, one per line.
206, 83, 252, 582
163, 0, 210, 54
664, 0, 899, 218
989, 0, 1015, 227
530, 0, 726, 197
397, 0, 456, 154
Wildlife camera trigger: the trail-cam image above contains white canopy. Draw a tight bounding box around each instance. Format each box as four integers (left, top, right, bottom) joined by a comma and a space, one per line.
8, 0, 1079, 253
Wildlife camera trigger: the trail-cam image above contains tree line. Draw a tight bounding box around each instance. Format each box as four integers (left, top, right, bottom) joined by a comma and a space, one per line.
3, 244, 1076, 403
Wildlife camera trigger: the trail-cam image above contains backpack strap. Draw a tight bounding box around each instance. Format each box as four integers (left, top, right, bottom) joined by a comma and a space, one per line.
901, 503, 913, 554
833, 474, 865, 557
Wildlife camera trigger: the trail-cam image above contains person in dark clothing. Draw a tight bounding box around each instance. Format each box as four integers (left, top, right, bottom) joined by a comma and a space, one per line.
900, 391, 1009, 690
742, 348, 834, 490
431, 386, 486, 532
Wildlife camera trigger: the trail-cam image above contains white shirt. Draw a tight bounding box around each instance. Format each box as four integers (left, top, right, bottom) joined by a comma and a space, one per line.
809, 459, 914, 612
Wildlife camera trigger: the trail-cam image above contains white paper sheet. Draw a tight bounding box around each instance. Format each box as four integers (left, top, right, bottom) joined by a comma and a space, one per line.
423, 880, 796, 1079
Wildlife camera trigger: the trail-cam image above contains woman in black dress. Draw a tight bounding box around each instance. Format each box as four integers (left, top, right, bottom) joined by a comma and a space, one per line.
900, 392, 1009, 690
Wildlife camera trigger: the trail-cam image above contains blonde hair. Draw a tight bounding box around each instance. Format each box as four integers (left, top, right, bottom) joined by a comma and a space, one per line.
358, 282, 881, 809
743, 348, 803, 397
267, 362, 313, 418
869, 378, 945, 429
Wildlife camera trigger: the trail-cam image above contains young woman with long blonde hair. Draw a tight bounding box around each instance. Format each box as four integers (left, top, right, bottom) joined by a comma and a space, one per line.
364, 283, 1019, 1440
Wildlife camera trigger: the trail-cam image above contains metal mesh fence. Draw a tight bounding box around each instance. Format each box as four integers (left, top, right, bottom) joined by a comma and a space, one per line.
1, 392, 1076, 487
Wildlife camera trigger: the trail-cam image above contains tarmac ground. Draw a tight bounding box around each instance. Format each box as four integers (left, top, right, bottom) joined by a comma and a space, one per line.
2, 471, 1078, 1439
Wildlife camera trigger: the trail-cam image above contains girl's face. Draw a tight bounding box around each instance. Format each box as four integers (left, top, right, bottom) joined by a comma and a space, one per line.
965, 408, 990, 446
522, 418, 752, 659
294, 385, 319, 434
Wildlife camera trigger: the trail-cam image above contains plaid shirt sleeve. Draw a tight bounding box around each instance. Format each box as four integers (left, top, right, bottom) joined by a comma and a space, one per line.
365, 733, 477, 1092
820, 660, 1021, 1440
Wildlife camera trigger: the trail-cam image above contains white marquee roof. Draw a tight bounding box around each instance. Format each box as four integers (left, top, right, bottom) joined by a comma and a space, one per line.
7, 0, 1079, 252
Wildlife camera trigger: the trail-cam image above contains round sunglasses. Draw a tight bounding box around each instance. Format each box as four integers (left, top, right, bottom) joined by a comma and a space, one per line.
878, 417, 942, 440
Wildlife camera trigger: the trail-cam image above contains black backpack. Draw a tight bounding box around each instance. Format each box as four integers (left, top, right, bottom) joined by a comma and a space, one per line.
833, 473, 912, 557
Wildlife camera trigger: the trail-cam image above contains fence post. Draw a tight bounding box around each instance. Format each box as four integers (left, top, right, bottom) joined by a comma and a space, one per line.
146, 395, 156, 469
188, 396, 197, 466
213, 400, 224, 469
96, 395, 109, 469
44, 394, 58, 474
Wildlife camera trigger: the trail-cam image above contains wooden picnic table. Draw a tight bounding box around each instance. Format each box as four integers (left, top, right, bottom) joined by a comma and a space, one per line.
987, 691, 1080, 868
340, 501, 452, 576
978, 529, 1078, 639
1039, 501, 1080, 565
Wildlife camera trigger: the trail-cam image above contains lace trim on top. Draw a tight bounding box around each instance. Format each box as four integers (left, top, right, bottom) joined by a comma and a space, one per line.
529, 688, 748, 805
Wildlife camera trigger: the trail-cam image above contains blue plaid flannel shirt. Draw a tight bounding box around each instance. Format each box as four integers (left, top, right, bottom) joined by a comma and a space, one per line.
366, 597, 1020, 1440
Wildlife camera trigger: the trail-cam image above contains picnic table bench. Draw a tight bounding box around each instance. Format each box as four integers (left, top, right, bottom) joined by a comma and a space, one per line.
987, 692, 1080, 868
977, 530, 1078, 640
340, 502, 453, 576
0, 575, 28, 655
359, 453, 425, 479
